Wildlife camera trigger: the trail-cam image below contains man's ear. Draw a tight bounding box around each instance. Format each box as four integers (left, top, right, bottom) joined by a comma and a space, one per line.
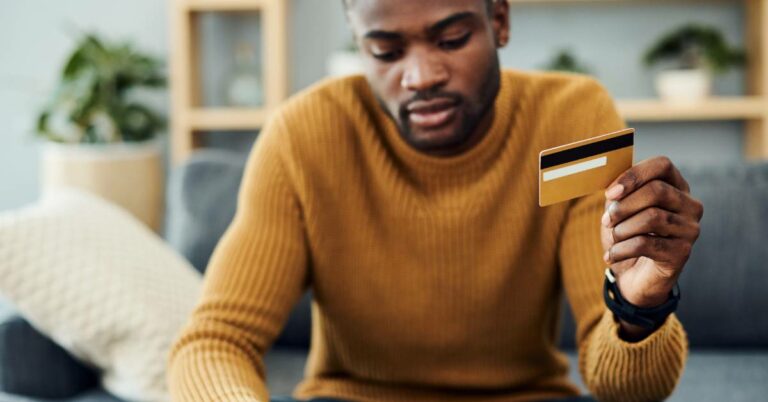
490, 0, 510, 48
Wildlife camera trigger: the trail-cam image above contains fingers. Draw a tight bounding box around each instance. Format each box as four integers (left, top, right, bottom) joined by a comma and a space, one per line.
599, 156, 704, 272
604, 257, 637, 276
602, 179, 704, 228
606, 235, 693, 269
608, 207, 701, 245
606, 156, 691, 201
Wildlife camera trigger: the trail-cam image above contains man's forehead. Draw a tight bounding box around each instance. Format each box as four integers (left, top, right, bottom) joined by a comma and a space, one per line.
347, 0, 488, 35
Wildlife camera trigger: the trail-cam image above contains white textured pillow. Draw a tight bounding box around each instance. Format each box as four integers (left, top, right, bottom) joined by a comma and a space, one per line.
0, 189, 201, 402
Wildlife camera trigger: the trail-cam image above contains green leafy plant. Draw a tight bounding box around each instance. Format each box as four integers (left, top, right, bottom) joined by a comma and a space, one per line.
36, 33, 166, 143
643, 24, 746, 74
542, 49, 592, 75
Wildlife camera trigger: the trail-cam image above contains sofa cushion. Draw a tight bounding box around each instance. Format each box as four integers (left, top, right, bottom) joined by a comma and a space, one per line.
0, 388, 123, 402
164, 150, 249, 273
0, 314, 99, 398
668, 349, 768, 401
0, 189, 201, 401
673, 162, 768, 347
264, 349, 309, 396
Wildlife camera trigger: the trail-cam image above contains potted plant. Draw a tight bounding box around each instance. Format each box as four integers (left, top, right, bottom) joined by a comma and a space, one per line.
542, 49, 593, 75
36, 33, 167, 231
643, 24, 746, 104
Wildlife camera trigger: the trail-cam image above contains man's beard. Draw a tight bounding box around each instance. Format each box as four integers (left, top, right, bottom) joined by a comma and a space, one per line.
394, 61, 501, 154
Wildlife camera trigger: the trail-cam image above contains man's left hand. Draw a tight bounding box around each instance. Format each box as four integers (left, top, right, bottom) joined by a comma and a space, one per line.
600, 156, 704, 319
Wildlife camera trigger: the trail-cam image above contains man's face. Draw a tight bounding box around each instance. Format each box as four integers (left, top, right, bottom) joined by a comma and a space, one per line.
346, 0, 510, 155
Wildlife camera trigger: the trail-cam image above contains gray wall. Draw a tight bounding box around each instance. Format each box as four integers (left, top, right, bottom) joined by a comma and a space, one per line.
0, 0, 748, 211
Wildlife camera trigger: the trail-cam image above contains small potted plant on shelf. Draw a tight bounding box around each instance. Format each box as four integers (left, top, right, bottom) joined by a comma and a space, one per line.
643, 23, 746, 104
542, 48, 593, 75
36, 32, 167, 231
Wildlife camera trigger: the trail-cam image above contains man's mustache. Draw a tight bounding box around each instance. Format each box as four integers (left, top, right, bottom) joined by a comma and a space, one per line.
399, 91, 464, 118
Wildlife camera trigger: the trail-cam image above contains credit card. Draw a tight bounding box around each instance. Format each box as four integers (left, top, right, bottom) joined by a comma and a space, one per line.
539, 128, 634, 207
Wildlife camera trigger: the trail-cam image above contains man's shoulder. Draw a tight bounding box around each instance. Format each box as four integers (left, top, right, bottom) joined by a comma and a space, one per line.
260, 75, 373, 170
501, 68, 610, 104
274, 74, 372, 128
501, 69, 622, 145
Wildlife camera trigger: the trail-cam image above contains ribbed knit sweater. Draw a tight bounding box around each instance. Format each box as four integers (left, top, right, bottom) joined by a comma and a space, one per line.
167, 69, 688, 402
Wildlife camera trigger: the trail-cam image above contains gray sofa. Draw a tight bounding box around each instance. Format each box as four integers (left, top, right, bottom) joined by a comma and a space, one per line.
1, 149, 766, 401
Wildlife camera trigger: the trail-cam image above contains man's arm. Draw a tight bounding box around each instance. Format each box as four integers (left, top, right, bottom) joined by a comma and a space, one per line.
559, 193, 688, 402
557, 81, 691, 402
167, 113, 309, 402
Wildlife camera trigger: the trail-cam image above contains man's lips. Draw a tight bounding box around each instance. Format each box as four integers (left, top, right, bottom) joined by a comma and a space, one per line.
406, 98, 459, 129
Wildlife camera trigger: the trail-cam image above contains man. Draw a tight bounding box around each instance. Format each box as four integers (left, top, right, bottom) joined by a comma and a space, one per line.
168, 1, 703, 401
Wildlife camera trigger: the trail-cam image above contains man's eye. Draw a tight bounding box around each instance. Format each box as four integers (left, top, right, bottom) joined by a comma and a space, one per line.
438, 33, 471, 50
372, 49, 403, 62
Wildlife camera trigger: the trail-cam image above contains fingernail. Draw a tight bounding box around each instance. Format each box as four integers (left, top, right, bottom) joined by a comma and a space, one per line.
606, 201, 619, 228
601, 211, 611, 227
606, 184, 624, 199
603, 251, 610, 263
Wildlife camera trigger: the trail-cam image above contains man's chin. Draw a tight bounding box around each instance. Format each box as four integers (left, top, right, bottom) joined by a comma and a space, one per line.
405, 126, 469, 156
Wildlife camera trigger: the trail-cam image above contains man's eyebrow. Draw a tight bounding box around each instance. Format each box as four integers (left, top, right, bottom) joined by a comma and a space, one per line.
362, 11, 477, 41
428, 11, 477, 35
363, 30, 402, 41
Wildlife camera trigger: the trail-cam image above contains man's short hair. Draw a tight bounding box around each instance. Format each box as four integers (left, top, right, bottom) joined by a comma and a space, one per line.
343, 0, 496, 12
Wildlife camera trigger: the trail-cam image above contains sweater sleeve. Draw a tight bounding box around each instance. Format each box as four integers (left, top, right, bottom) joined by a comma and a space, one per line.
557, 82, 688, 402
167, 114, 309, 402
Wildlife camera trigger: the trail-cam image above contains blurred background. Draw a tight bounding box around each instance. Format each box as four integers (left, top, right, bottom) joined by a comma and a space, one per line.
0, 1, 766, 402
0, 0, 758, 213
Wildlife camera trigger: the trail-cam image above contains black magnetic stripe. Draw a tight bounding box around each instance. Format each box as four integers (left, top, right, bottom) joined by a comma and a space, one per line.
540, 133, 633, 169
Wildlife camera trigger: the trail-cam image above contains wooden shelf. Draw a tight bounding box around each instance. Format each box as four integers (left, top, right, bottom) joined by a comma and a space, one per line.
617, 97, 768, 121
184, 0, 268, 12
183, 98, 768, 130
188, 108, 270, 130
170, 0, 289, 163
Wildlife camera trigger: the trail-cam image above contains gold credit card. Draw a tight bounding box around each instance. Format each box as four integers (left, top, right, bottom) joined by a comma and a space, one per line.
539, 128, 634, 207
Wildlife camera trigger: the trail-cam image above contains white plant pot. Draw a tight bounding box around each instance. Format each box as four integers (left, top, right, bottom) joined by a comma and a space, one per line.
655, 68, 712, 104
40, 139, 165, 231
327, 51, 365, 77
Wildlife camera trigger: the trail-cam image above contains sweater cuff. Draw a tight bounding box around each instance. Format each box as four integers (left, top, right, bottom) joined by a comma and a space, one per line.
168, 341, 270, 402
580, 310, 688, 402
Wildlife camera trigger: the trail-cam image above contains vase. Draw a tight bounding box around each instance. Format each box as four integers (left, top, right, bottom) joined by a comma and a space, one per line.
655, 68, 712, 104
40, 139, 164, 232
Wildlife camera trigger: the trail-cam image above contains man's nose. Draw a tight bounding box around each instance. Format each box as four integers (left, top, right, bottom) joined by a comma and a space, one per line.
400, 52, 449, 92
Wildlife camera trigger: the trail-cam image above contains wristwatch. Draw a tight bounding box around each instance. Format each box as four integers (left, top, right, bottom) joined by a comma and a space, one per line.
603, 268, 681, 330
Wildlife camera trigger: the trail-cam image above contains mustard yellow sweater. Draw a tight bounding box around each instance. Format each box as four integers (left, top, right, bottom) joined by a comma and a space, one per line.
167, 69, 688, 402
